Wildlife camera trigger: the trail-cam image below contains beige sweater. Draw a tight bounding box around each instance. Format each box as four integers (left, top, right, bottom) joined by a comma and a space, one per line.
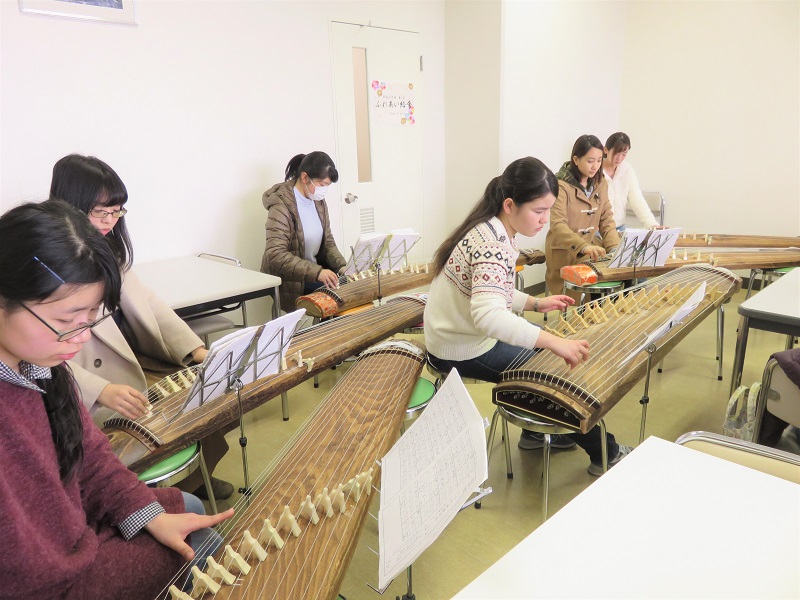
424, 217, 541, 361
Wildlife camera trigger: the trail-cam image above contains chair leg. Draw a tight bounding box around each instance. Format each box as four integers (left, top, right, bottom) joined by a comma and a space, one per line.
542, 433, 552, 522
281, 392, 289, 421
314, 373, 319, 388
197, 445, 218, 515
502, 418, 513, 479
716, 304, 724, 380
745, 269, 758, 300
599, 420, 608, 474
476, 410, 501, 510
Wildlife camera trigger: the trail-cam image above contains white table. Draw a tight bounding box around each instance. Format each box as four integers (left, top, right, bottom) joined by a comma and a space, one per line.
454, 436, 800, 599
132, 255, 282, 319
731, 267, 800, 394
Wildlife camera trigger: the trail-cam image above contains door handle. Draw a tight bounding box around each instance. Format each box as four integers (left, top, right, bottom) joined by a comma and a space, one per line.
345, 193, 358, 204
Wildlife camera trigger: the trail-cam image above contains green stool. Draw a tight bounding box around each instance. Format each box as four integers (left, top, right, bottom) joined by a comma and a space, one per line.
562, 279, 625, 306
138, 442, 218, 514
402, 377, 436, 433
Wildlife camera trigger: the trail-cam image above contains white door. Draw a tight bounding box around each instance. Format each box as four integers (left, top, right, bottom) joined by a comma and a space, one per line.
330, 22, 425, 264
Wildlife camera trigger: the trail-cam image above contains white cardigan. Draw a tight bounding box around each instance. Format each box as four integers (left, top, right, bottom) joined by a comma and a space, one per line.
604, 161, 658, 229
424, 217, 541, 362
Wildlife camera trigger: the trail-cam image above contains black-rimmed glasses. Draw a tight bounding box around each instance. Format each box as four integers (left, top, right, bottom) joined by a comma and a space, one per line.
21, 304, 114, 341
89, 208, 128, 219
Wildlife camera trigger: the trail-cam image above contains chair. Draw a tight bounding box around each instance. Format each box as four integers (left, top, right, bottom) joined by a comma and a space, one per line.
183, 253, 249, 346
562, 279, 625, 306
485, 406, 609, 521
752, 357, 800, 445
745, 266, 795, 300
675, 431, 800, 484
626, 190, 665, 227
138, 442, 219, 513
403, 377, 436, 432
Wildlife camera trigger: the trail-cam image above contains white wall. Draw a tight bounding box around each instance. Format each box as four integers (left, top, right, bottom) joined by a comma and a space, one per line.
0, 0, 445, 321
500, 0, 628, 285
620, 0, 799, 235
444, 0, 502, 234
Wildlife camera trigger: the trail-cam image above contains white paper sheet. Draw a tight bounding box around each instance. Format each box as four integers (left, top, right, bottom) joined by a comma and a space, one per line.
607, 227, 682, 269
620, 282, 706, 366
181, 309, 305, 412
378, 372, 487, 589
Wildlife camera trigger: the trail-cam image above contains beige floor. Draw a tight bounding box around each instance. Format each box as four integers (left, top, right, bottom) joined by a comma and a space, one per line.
210, 287, 798, 600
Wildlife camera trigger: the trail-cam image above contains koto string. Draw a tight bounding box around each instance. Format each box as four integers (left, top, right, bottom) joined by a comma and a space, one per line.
156, 344, 421, 599
108, 297, 423, 441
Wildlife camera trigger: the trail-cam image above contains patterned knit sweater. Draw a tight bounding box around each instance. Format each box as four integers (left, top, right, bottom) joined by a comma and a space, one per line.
424, 217, 541, 361
0, 380, 185, 599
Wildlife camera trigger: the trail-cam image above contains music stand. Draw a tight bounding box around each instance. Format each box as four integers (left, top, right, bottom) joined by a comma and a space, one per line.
606, 227, 682, 282
344, 232, 421, 305
159, 309, 306, 496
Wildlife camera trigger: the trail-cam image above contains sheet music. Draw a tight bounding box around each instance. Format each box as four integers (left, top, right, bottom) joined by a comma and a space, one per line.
619, 282, 706, 366
181, 309, 306, 412
344, 233, 388, 275
378, 372, 487, 589
383, 230, 421, 270
607, 227, 682, 269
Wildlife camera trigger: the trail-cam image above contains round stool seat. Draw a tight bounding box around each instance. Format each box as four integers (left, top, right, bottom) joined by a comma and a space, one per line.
773, 267, 795, 274
405, 377, 436, 422
563, 280, 624, 295
496, 405, 574, 436
138, 443, 199, 484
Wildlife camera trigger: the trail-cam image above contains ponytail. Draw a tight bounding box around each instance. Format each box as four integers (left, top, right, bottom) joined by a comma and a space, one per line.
432, 157, 557, 276
38, 365, 84, 483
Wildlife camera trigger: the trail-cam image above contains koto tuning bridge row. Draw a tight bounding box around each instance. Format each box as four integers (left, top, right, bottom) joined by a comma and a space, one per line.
343, 263, 429, 283
168, 468, 374, 600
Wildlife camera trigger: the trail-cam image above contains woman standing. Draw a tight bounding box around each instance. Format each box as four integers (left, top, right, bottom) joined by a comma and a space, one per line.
0, 200, 231, 599
425, 157, 631, 476
261, 152, 347, 309
545, 134, 621, 297
603, 132, 660, 231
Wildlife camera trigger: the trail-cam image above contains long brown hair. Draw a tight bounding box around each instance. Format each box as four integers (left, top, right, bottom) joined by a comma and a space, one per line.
432, 157, 557, 276
566, 134, 604, 190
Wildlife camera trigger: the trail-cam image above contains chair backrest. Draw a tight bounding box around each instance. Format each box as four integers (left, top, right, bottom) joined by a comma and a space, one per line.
758, 358, 800, 430
675, 430, 800, 484
627, 191, 665, 226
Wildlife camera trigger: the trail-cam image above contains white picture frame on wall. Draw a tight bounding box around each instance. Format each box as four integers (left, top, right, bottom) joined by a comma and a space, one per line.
18, 0, 137, 26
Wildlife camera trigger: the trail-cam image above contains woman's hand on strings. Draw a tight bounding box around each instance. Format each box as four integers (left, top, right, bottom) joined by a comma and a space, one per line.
317, 269, 340, 289
580, 245, 606, 261
98, 384, 151, 420
145, 508, 234, 561
536, 295, 575, 313
537, 331, 590, 369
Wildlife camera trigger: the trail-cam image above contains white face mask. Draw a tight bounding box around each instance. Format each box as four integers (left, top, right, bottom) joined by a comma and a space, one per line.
309, 184, 329, 202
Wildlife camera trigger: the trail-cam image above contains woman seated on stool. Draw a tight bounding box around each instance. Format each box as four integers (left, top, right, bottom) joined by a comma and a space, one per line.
545, 134, 620, 298
424, 157, 632, 476
603, 131, 661, 232
50, 154, 233, 502
261, 152, 347, 310
0, 200, 232, 598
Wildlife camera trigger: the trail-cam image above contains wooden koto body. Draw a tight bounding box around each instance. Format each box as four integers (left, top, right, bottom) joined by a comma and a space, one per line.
561, 249, 800, 286
495, 265, 741, 433
674, 233, 799, 249
296, 249, 545, 318
159, 340, 425, 600
104, 295, 426, 473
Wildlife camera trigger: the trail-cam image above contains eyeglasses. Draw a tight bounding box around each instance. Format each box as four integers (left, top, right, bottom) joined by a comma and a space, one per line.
89, 208, 128, 219
21, 304, 114, 342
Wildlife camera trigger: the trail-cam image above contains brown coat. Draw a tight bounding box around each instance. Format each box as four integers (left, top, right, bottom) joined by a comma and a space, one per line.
69, 269, 203, 423
545, 177, 621, 296
260, 180, 346, 309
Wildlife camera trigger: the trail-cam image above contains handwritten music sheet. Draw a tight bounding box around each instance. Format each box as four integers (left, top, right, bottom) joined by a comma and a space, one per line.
181, 309, 305, 412
619, 282, 706, 367
378, 372, 487, 589
607, 228, 683, 269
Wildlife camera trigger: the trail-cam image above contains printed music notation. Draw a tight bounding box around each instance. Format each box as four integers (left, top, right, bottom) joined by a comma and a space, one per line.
607, 227, 682, 269
378, 372, 487, 589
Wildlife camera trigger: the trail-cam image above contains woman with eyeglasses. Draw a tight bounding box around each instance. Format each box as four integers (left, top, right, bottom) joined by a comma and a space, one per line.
545, 134, 621, 298
50, 154, 233, 502
260, 152, 347, 309
0, 199, 233, 599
